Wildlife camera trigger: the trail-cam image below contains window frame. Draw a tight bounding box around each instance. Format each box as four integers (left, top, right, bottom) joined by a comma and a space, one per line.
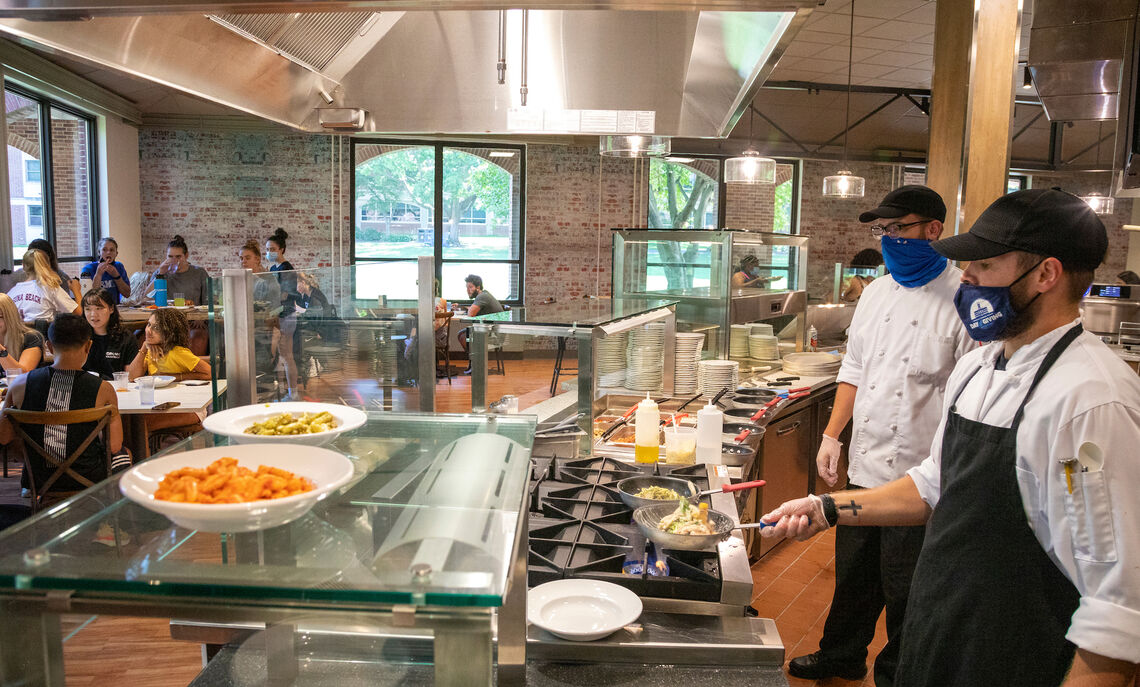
350, 138, 526, 305
4, 82, 100, 262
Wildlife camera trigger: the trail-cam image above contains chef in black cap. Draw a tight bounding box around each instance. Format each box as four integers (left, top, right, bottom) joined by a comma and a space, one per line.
761, 187, 1140, 687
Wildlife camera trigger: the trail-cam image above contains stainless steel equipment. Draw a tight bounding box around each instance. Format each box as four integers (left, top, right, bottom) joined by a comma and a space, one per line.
1081, 283, 1140, 337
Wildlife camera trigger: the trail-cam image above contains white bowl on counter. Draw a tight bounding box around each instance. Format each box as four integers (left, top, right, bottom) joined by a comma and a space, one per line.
527, 579, 643, 641
203, 401, 367, 447
119, 443, 355, 532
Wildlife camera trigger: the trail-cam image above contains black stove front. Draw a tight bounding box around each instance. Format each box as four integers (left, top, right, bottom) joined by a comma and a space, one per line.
526, 456, 722, 602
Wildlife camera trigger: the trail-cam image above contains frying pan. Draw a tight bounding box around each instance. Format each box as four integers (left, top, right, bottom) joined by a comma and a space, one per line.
733, 387, 779, 400
615, 475, 766, 511
633, 502, 773, 551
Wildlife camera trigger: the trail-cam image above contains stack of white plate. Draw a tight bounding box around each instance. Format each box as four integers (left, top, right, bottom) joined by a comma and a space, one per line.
673, 333, 706, 395
597, 331, 628, 388
748, 334, 780, 360
626, 325, 666, 391
729, 325, 752, 358
698, 359, 739, 397
750, 323, 774, 336
781, 351, 843, 377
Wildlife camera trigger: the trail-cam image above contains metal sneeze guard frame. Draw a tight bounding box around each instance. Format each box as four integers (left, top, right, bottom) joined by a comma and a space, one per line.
0, 412, 536, 686
467, 300, 677, 455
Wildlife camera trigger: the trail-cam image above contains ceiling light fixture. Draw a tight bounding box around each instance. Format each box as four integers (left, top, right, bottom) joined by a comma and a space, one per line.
489, 151, 517, 157
599, 135, 671, 158
1080, 121, 1116, 215
725, 106, 776, 184
1022, 65, 1033, 90
822, 0, 865, 198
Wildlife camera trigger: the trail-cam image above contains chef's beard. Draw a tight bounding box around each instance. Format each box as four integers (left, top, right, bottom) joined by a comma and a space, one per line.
996, 281, 1041, 342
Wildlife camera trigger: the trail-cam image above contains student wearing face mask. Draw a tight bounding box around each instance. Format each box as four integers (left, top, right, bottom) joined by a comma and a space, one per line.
266, 228, 302, 399
761, 188, 1140, 687
787, 186, 973, 684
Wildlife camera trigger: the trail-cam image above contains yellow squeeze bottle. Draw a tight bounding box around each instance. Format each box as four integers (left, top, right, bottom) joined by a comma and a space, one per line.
634, 393, 660, 464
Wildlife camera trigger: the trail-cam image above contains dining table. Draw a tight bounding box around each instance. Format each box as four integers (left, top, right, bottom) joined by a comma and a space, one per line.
119, 305, 212, 325
116, 378, 226, 458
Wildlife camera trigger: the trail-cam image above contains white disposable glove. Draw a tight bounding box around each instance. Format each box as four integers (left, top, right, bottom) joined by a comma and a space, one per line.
759, 494, 829, 541
816, 434, 842, 486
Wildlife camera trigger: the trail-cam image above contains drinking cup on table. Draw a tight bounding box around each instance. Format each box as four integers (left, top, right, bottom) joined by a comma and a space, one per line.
5, 370, 20, 387
112, 371, 129, 390
138, 376, 156, 405
79, 278, 93, 294
173, 292, 186, 307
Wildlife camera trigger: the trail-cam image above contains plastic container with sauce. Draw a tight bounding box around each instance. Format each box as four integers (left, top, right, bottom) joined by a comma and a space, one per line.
634, 394, 660, 464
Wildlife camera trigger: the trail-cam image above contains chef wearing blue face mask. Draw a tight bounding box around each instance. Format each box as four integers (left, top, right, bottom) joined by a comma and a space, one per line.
761, 187, 1140, 687
788, 185, 973, 684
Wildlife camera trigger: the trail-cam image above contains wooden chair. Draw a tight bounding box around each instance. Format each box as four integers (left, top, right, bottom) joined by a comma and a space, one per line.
434, 310, 454, 384
6, 406, 115, 513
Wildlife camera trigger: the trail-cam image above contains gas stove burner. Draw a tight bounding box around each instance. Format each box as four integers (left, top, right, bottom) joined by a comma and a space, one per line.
526, 456, 721, 602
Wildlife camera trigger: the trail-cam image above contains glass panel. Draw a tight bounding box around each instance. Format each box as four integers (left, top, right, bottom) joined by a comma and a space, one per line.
49, 107, 94, 259
0, 414, 535, 606
6, 89, 43, 255
442, 147, 520, 261
354, 144, 435, 260
441, 262, 517, 303
724, 161, 796, 232
773, 163, 794, 234
248, 263, 428, 410
648, 158, 719, 229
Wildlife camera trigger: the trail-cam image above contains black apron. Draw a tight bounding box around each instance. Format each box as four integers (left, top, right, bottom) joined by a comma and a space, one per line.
894, 325, 1083, 687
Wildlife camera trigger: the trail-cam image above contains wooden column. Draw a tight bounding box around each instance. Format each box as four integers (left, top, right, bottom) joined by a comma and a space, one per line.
927, 0, 972, 237
927, 0, 1022, 236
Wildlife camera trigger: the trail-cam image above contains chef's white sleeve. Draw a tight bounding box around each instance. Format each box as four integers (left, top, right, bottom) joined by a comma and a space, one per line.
835, 293, 867, 387
905, 425, 943, 509
1052, 402, 1140, 663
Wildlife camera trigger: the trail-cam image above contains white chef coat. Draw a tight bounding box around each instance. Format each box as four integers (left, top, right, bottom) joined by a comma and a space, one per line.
836, 263, 973, 487
908, 319, 1140, 663
7, 280, 77, 322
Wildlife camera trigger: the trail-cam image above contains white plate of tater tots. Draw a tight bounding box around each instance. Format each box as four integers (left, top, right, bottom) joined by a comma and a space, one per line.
203, 402, 367, 447
119, 444, 355, 531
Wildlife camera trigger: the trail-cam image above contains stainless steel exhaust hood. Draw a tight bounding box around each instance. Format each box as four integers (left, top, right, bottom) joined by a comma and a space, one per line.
0, 3, 814, 137
1027, 0, 1138, 122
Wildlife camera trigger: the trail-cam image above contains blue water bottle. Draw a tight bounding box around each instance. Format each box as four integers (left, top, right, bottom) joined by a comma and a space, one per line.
154, 276, 168, 307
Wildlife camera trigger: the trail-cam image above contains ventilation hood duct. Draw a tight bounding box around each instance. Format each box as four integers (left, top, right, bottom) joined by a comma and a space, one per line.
0, 3, 814, 138
1027, 0, 1138, 122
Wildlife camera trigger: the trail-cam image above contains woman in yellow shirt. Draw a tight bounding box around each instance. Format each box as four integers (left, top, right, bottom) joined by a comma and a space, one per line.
126, 308, 210, 381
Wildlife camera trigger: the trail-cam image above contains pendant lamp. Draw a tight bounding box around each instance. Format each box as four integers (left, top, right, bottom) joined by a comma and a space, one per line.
1079, 122, 1116, 216
726, 107, 776, 184
822, 0, 865, 198
599, 135, 670, 158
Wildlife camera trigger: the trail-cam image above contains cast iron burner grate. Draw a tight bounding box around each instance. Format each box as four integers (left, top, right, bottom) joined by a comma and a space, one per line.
527, 456, 721, 602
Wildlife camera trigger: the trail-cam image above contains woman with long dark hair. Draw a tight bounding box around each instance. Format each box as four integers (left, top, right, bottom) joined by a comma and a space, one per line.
266, 228, 302, 398
82, 287, 139, 379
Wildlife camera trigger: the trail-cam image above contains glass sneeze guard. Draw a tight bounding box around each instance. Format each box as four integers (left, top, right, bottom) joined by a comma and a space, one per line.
0, 413, 535, 608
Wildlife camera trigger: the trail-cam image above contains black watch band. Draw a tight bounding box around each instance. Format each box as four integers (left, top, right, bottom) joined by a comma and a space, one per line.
0, 349, 8, 358
819, 493, 839, 527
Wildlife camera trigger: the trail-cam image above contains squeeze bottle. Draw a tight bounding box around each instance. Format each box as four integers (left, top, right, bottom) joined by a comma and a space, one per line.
696, 401, 724, 464
634, 393, 660, 464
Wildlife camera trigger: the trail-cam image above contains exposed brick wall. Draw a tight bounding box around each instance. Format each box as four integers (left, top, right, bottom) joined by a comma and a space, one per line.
724, 163, 794, 230
1026, 171, 1131, 284
139, 130, 346, 278
49, 117, 91, 259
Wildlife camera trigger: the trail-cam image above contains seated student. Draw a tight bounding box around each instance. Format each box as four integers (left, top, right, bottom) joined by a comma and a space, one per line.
80, 237, 131, 303
0, 314, 131, 491
7, 249, 80, 322
28, 238, 81, 303
82, 288, 139, 380
152, 235, 210, 306
0, 293, 44, 374
126, 307, 210, 382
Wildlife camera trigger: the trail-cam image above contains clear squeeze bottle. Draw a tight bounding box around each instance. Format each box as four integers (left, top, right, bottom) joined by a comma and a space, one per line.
634, 393, 660, 464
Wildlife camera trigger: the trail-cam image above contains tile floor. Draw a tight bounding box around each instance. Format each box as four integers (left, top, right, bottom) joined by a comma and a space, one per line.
751, 529, 887, 687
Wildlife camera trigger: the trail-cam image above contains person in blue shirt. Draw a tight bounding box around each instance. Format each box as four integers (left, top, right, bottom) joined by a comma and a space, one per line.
80, 237, 131, 303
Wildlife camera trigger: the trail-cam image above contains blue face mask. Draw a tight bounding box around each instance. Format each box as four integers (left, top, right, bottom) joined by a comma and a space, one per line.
266, 251, 278, 263
880, 236, 947, 287
953, 261, 1044, 342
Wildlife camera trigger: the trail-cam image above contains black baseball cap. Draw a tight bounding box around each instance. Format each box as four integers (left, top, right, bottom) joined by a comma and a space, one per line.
859, 185, 947, 223
930, 187, 1107, 271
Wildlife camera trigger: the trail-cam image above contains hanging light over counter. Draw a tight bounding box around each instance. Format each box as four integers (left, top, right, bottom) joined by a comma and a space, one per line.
823, 171, 866, 199
599, 135, 670, 158
822, 0, 865, 198
726, 150, 777, 184
1080, 192, 1115, 216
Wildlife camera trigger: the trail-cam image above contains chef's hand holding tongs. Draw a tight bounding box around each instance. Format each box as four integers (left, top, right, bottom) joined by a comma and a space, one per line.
759, 495, 828, 541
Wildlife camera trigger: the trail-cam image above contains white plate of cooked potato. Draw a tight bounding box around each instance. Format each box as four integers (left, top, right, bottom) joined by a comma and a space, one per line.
203, 402, 368, 447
